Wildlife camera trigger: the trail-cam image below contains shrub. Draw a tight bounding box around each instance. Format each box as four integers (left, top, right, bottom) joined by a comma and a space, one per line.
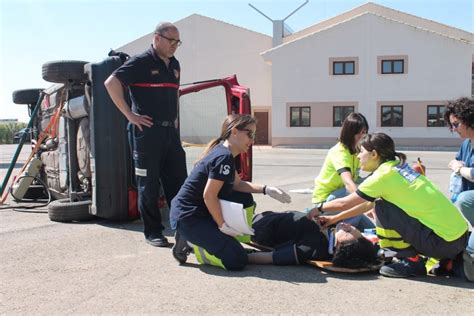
0, 123, 28, 144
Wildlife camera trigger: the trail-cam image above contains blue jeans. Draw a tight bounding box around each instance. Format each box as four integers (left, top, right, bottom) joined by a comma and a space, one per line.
455, 190, 474, 226
467, 231, 474, 254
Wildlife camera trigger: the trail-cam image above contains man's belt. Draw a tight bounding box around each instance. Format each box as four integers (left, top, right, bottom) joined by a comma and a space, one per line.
155, 120, 175, 127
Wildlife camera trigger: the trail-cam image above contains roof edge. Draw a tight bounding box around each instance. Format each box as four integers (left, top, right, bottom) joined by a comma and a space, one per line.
261, 11, 472, 57
285, 2, 472, 43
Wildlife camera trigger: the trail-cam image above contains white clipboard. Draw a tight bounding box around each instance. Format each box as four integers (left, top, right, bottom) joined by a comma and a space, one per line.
219, 199, 254, 235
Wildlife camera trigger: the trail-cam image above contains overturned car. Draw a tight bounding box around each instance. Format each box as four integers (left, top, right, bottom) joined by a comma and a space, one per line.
11, 54, 252, 222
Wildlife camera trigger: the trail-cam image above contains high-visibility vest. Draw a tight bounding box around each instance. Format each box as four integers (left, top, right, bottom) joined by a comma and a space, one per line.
235, 203, 256, 244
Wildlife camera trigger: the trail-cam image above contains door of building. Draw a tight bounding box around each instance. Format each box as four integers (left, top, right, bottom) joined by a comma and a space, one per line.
254, 111, 269, 145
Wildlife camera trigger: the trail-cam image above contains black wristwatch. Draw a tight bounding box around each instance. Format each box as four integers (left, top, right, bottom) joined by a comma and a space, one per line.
316, 202, 324, 214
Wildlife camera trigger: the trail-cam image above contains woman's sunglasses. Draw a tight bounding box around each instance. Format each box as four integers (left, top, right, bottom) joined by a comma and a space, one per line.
239, 128, 256, 141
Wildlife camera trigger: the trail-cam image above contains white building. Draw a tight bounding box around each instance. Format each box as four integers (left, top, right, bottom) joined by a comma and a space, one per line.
117, 2, 473, 147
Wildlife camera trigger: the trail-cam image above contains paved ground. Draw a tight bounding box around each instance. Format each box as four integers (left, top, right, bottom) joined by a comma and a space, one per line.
1, 144, 473, 314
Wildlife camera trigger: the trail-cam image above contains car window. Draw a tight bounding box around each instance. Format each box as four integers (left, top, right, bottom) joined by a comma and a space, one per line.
179, 85, 228, 145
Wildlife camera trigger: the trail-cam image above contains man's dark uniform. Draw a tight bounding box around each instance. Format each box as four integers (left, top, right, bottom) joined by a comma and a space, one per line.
113, 45, 187, 240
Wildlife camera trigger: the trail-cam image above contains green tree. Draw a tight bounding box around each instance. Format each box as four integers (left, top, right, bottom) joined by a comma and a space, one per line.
0, 123, 28, 144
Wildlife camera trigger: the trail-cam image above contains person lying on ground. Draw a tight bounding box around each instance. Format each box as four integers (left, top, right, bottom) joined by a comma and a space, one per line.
249, 210, 379, 269
174, 187, 378, 270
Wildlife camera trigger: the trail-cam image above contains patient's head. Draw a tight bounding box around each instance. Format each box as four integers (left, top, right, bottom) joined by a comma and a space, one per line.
332, 223, 378, 269
334, 222, 362, 244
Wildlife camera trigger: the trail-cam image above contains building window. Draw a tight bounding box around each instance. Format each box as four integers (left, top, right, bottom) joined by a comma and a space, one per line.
381, 105, 403, 126
333, 61, 355, 75
290, 107, 310, 127
381, 60, 404, 74
427, 105, 445, 127
333, 106, 355, 127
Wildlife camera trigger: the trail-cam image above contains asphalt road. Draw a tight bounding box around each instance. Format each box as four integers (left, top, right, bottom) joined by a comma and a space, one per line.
1, 144, 473, 314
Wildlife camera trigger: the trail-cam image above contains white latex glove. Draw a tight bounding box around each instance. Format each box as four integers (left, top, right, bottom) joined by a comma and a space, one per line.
219, 222, 243, 237
265, 186, 292, 203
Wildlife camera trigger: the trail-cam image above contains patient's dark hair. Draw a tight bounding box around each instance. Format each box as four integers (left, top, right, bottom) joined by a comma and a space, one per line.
332, 237, 378, 269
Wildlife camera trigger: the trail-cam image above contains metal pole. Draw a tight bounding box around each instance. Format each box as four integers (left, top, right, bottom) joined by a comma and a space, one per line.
0, 92, 45, 198
283, 0, 309, 21
248, 3, 274, 22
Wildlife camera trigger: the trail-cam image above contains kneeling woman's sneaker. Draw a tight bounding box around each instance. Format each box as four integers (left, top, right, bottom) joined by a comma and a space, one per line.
379, 257, 426, 278
172, 231, 192, 264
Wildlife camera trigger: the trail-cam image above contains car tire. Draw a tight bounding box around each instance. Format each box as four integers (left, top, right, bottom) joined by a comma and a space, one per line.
48, 198, 94, 222
42, 60, 89, 84
12, 89, 43, 105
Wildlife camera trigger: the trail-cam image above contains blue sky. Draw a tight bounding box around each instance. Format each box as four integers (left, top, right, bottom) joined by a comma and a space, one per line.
1, 0, 472, 122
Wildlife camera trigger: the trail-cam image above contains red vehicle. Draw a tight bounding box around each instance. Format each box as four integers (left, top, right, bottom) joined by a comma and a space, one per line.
11, 54, 252, 222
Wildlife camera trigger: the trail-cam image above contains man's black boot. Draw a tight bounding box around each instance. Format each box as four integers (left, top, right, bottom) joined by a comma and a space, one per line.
146, 232, 170, 247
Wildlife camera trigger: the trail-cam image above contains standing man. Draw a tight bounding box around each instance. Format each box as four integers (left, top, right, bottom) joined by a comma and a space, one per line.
105, 22, 187, 247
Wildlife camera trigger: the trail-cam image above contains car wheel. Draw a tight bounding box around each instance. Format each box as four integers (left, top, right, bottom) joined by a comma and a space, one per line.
42, 60, 89, 84
48, 198, 94, 222
12, 88, 43, 105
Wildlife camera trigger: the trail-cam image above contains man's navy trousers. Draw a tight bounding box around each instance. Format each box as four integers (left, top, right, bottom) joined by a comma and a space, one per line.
132, 122, 187, 237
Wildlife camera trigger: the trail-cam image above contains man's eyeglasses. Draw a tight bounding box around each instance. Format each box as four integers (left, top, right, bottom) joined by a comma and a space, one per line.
239, 128, 256, 141
158, 33, 182, 46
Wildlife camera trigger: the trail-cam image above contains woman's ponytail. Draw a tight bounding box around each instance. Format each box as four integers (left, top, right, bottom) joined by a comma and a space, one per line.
394, 151, 407, 165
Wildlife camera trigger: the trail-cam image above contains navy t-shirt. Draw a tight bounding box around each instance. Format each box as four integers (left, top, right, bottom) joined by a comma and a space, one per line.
170, 144, 235, 229
455, 139, 474, 192
112, 46, 180, 122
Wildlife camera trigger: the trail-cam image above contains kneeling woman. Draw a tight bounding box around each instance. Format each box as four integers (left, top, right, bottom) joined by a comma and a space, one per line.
308, 133, 469, 278
170, 114, 291, 270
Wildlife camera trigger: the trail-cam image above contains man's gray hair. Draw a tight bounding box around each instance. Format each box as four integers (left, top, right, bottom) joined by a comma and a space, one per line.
154, 22, 178, 34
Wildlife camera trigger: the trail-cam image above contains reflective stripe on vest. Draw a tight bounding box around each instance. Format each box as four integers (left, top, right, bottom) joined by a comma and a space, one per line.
235, 203, 256, 244
376, 227, 402, 239
378, 237, 412, 250
129, 83, 179, 88
376, 227, 413, 250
